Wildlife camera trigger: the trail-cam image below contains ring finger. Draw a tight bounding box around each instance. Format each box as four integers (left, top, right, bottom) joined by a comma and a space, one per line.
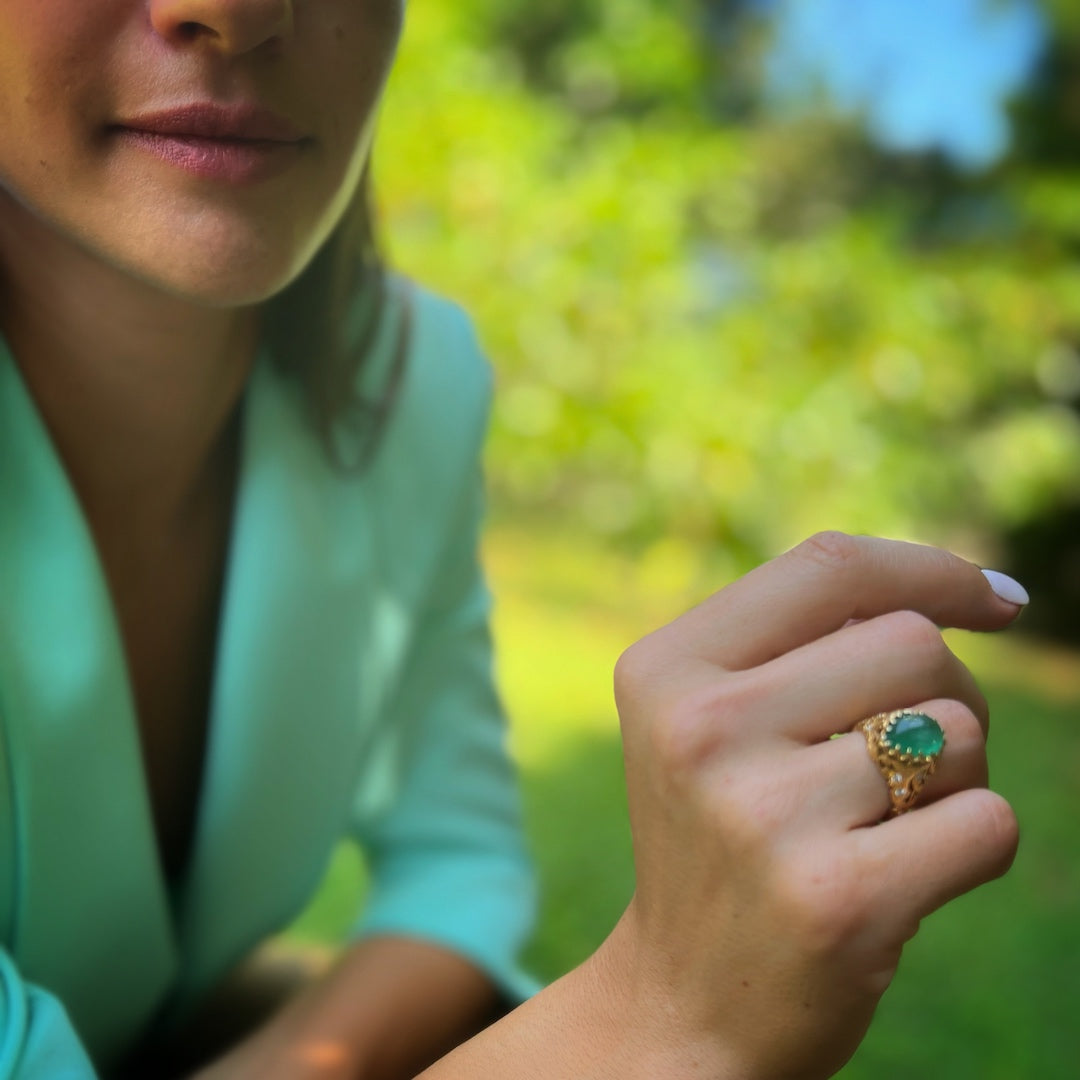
792, 697, 989, 830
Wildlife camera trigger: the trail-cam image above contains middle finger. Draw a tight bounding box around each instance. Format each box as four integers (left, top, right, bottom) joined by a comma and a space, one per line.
733, 609, 988, 744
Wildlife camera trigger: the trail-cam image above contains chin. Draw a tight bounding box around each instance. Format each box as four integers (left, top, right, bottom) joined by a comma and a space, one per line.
153, 261, 303, 309
123, 228, 320, 310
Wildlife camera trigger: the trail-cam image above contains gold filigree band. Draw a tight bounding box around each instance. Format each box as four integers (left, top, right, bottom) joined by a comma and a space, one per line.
854, 709, 945, 817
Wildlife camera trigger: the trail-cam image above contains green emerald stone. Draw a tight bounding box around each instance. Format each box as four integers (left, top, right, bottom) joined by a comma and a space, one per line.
884, 712, 944, 757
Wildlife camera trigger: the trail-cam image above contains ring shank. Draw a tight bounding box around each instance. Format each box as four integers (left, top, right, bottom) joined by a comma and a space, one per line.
855, 710, 945, 817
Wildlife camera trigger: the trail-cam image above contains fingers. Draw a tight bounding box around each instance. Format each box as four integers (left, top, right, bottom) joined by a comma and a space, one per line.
738, 610, 989, 743
851, 787, 1019, 921
671, 533, 1024, 671
794, 697, 988, 829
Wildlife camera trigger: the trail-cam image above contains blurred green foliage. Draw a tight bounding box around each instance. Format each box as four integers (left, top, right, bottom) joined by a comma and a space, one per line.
375, 0, 1080, 604
287, 9, 1080, 1072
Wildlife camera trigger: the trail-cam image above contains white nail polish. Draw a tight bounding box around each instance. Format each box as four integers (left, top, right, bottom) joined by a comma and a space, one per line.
981, 569, 1030, 607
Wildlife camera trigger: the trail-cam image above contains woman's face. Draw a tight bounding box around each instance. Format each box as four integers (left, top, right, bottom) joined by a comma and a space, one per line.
0, 0, 404, 306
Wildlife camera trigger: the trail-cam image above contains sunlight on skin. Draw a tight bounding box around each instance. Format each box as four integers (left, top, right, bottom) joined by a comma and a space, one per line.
294, 1039, 350, 1069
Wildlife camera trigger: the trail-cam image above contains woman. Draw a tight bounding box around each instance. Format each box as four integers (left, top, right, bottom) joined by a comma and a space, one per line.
0, 1, 1028, 1078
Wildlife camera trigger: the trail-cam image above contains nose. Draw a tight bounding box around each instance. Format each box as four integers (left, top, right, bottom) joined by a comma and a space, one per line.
150, 0, 294, 55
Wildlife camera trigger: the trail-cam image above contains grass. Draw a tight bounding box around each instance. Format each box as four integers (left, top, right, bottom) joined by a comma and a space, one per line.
284, 526, 1080, 1079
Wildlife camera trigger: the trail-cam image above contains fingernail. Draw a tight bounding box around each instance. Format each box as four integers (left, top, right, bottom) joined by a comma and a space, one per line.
981, 569, 1030, 607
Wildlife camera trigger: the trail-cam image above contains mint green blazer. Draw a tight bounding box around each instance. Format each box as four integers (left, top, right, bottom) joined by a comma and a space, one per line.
0, 281, 538, 1077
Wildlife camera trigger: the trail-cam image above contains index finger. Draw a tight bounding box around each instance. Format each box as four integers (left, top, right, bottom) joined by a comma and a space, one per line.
673, 532, 1026, 671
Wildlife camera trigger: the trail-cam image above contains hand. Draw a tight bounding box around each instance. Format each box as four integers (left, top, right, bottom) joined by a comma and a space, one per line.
603, 532, 1022, 1079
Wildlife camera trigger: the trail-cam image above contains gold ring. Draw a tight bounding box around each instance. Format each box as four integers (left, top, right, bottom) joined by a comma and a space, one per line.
854, 709, 945, 817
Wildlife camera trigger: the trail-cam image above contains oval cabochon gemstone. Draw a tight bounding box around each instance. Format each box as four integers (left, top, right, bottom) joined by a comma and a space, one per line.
887, 712, 945, 757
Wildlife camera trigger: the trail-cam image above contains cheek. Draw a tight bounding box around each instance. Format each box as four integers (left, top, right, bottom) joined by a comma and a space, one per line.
315, 0, 403, 139
0, 4, 121, 173
293, 1, 402, 220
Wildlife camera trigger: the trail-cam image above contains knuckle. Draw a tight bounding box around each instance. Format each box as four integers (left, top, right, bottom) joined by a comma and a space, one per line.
881, 609, 946, 660
707, 770, 787, 851
774, 852, 866, 952
795, 530, 860, 575
949, 704, 985, 747
941, 705, 989, 787
951, 790, 1019, 880
656, 668, 762, 751
613, 641, 644, 703
645, 696, 706, 775
647, 681, 741, 773
980, 793, 1021, 873
613, 636, 660, 707
698, 673, 759, 745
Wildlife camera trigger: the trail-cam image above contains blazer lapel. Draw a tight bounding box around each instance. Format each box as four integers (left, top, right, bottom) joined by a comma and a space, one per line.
169, 358, 378, 1006
0, 351, 177, 1064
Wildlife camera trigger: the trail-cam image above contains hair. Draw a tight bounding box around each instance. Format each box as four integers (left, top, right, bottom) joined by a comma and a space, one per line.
261, 154, 410, 471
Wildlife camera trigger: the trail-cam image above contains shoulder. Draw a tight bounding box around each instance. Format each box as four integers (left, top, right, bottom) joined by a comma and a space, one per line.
363, 275, 495, 483
352, 277, 495, 583
384, 275, 494, 457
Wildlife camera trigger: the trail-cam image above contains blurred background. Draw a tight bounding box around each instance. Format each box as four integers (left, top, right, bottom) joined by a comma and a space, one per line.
289, 2, 1080, 1076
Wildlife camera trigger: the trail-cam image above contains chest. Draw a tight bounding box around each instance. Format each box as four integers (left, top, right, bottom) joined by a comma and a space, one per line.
95, 505, 234, 887
126, 562, 225, 886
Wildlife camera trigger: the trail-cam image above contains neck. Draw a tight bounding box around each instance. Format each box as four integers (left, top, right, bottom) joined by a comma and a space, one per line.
0, 192, 257, 532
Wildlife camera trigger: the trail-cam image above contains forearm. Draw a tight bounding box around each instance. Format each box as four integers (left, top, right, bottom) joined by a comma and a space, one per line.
194, 935, 500, 1080
418, 914, 736, 1080
417, 957, 630, 1080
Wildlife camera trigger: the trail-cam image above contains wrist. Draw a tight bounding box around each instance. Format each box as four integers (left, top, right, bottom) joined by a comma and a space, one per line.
415, 906, 743, 1080
574, 906, 742, 1080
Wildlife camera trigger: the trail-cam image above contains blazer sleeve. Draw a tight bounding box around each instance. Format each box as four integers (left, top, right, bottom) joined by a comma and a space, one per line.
348, 300, 540, 1003
0, 951, 97, 1079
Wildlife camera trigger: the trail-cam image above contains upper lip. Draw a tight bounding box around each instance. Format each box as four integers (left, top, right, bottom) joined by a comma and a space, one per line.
115, 102, 306, 142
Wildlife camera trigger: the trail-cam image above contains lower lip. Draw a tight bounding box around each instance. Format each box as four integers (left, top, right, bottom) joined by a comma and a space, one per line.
114, 129, 304, 184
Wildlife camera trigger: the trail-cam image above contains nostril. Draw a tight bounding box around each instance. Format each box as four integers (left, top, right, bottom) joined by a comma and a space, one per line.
175, 21, 211, 41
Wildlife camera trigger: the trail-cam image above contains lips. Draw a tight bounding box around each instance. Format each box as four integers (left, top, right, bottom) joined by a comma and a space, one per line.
111, 102, 309, 183
115, 102, 306, 143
